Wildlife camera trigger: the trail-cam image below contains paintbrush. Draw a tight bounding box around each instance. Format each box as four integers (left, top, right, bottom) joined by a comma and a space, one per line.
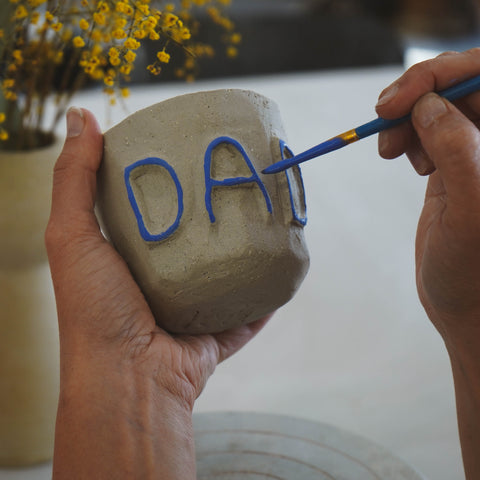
262, 74, 480, 175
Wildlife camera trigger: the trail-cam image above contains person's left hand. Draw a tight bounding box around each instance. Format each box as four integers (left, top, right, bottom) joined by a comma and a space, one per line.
47, 107, 271, 479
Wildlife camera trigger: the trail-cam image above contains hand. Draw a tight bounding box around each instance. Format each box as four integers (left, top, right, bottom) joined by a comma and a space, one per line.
375, 48, 480, 338
375, 48, 480, 479
46, 107, 271, 479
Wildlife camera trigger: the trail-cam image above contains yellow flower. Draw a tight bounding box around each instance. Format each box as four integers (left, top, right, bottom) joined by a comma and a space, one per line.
4, 91, 17, 101
14, 5, 28, 19
184, 57, 195, 69
109, 47, 119, 58
97, 1, 110, 13
133, 29, 147, 39
54, 51, 64, 63
112, 28, 127, 40
93, 12, 106, 25
120, 87, 130, 98
124, 37, 140, 50
226, 46, 238, 58
79, 19, 89, 30
136, 3, 150, 15
143, 15, 157, 28
73, 36, 85, 48
116, 1, 128, 13
0, 113, 5, 123
119, 64, 132, 75
163, 13, 178, 27
104, 75, 115, 86
156, 50, 170, 63
91, 29, 102, 42
114, 17, 127, 28
51, 22, 63, 32
0, 130, 9, 142
3, 79, 15, 89
12, 50, 23, 64
31, 12, 40, 24
231, 33, 241, 44
123, 4, 134, 15
179, 27, 191, 40
0, 29, 3, 39
45, 11, 54, 22
61, 28, 73, 42
92, 44, 102, 57
124, 50, 136, 63
147, 64, 161, 75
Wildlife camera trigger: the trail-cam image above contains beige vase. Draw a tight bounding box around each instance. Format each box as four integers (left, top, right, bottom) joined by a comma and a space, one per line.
0, 138, 62, 466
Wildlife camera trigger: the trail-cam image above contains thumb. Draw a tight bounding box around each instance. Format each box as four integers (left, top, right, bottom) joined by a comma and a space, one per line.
48, 107, 103, 240
412, 93, 480, 206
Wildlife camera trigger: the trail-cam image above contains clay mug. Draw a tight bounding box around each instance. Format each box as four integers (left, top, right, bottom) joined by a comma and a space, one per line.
96, 89, 309, 334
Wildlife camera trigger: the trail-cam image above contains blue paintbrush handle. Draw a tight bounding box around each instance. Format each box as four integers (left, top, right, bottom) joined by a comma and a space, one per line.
263, 74, 480, 175
356, 74, 480, 139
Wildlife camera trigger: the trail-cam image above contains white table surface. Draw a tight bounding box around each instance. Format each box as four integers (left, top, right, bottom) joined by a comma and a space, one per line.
0, 66, 463, 479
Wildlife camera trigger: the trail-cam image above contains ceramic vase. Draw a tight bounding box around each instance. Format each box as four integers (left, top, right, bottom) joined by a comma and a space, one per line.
97, 89, 310, 334
0, 138, 62, 466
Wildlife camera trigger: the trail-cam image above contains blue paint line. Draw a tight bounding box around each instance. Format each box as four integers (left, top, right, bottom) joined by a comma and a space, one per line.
124, 157, 184, 243
279, 140, 307, 226
204, 136, 273, 223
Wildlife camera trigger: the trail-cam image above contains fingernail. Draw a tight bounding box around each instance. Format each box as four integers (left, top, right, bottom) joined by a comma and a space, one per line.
416, 93, 448, 128
378, 131, 390, 157
66, 107, 84, 138
376, 83, 399, 107
411, 149, 435, 176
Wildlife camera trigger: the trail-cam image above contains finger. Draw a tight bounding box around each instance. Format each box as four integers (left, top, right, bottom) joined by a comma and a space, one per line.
213, 313, 273, 364
412, 93, 480, 205
378, 122, 415, 159
378, 121, 436, 175
376, 48, 480, 119
405, 140, 436, 176
49, 107, 103, 240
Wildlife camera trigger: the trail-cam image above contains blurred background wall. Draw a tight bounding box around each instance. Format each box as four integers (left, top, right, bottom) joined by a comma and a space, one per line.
135, 0, 480, 83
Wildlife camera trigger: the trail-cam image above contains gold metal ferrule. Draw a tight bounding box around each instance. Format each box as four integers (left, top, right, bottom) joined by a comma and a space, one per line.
338, 129, 360, 145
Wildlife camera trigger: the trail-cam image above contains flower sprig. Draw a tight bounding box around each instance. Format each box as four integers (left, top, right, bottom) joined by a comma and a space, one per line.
0, 0, 239, 149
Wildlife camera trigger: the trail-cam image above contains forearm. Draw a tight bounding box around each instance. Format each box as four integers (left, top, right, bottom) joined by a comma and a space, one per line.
52, 360, 196, 480
443, 326, 480, 480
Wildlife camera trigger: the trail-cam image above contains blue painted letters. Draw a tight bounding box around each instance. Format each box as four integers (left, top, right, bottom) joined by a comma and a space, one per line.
124, 157, 184, 242
124, 138, 307, 243
280, 140, 308, 226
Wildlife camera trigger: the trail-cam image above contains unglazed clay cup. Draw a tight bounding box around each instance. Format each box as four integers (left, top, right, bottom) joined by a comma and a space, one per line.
96, 89, 309, 334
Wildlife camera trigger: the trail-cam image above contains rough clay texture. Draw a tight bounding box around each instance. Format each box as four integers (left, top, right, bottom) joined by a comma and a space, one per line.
97, 89, 309, 334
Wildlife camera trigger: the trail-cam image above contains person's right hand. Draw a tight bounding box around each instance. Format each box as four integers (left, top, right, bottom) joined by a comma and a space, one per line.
375, 49, 480, 479
375, 49, 480, 344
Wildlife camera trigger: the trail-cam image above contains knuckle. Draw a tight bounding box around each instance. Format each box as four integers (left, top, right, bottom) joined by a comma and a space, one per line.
44, 217, 68, 255
436, 51, 458, 58
464, 46, 480, 58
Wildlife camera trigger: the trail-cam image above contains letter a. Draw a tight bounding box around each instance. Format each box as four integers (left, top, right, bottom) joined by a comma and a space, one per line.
204, 136, 272, 223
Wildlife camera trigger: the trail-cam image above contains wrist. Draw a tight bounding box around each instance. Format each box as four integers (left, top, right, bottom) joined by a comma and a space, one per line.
54, 358, 196, 479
